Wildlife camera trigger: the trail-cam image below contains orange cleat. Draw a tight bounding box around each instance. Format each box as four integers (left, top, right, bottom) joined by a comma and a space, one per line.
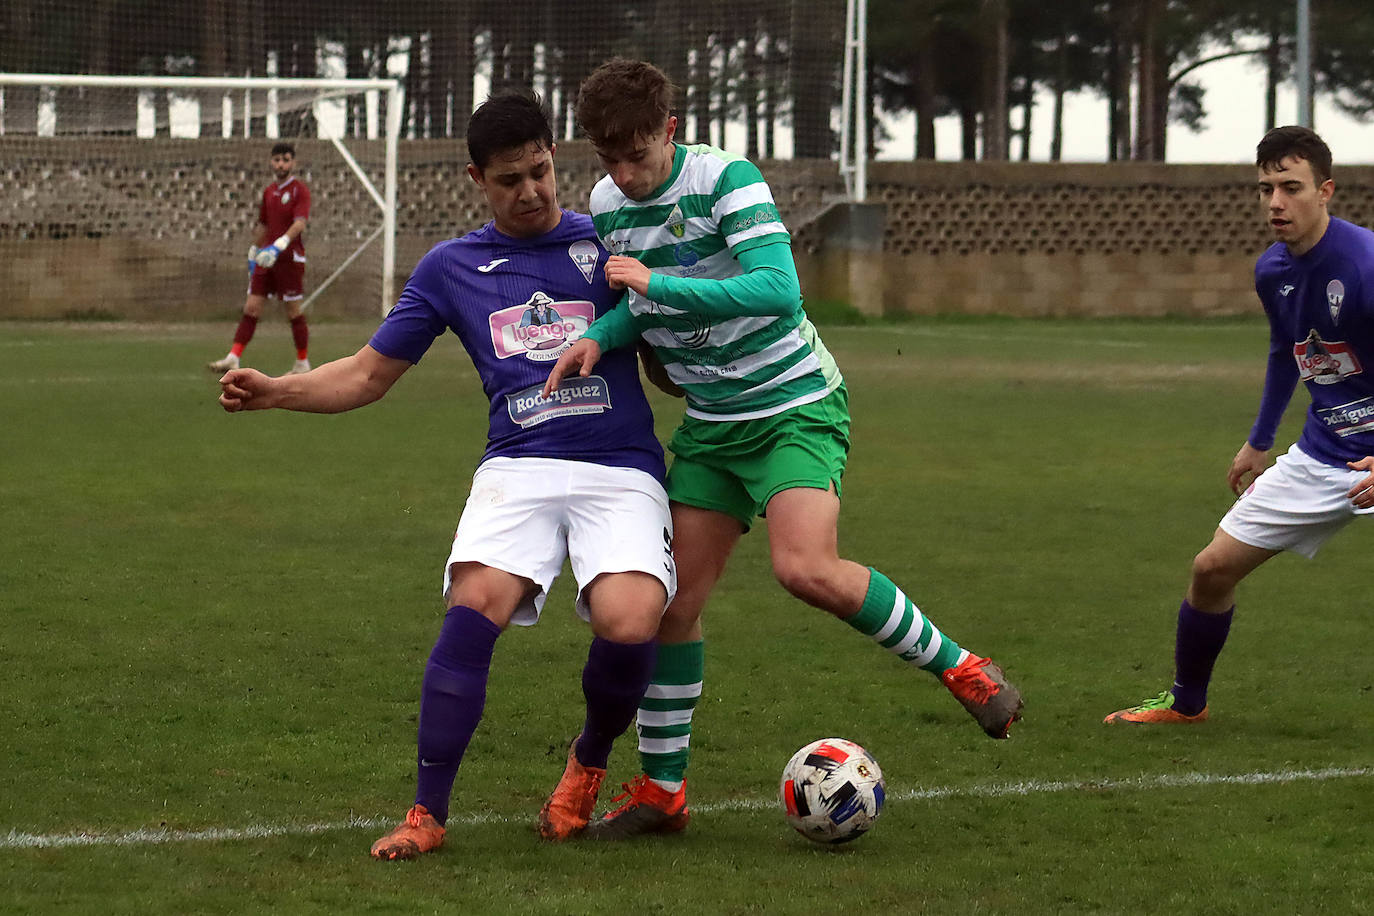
1104, 691, 1209, 725
537, 738, 606, 841
941, 653, 1024, 739
370, 804, 446, 861
585, 774, 690, 840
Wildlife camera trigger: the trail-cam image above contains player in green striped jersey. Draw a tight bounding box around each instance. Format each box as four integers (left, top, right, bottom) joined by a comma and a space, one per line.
544, 58, 1023, 838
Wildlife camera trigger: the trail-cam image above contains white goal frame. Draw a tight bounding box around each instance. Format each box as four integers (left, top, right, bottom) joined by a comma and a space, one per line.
0, 73, 403, 314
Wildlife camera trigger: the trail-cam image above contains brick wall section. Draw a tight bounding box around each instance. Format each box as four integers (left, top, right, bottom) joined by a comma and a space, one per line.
841, 160, 1374, 317
3, 139, 1372, 319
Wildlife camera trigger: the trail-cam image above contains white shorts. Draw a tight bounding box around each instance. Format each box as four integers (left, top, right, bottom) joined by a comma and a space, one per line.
442, 456, 676, 626
1218, 444, 1373, 559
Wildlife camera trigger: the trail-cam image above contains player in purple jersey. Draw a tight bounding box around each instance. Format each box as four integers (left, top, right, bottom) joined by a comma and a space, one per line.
1106, 126, 1374, 725
216, 91, 676, 857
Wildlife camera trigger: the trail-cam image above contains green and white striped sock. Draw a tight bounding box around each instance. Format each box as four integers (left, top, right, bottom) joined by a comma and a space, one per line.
636, 640, 704, 786
846, 568, 966, 674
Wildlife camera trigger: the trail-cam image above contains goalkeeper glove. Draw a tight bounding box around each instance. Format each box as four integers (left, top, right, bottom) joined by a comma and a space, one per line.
254, 234, 291, 268
247, 245, 259, 275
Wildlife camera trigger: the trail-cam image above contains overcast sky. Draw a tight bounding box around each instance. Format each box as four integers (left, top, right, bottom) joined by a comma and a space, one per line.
888, 52, 1374, 165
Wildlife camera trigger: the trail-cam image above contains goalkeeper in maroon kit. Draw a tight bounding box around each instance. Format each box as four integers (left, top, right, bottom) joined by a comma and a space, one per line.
208, 142, 312, 375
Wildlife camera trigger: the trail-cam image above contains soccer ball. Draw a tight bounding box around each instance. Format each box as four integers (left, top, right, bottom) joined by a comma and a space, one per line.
779, 737, 885, 844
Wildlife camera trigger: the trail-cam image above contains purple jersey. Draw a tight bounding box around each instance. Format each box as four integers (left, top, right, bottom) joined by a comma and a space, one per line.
368, 210, 664, 479
1252, 217, 1374, 466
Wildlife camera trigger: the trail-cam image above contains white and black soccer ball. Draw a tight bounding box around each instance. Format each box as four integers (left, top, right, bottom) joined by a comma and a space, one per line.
779, 737, 885, 844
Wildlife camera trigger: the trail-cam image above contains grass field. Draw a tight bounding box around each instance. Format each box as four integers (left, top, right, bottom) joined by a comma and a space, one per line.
1, 317, 1369, 915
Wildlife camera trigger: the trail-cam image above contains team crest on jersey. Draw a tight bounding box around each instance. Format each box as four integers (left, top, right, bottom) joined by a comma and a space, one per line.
1293, 328, 1362, 385
1327, 279, 1346, 323
281, 191, 291, 204
488, 293, 594, 361
568, 240, 599, 283
666, 203, 686, 239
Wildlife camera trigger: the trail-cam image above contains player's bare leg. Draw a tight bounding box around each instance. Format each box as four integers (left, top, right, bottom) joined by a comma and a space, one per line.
767, 484, 1022, 739
586, 506, 739, 840
1107, 530, 1278, 725
1186, 528, 1278, 612
763, 485, 869, 614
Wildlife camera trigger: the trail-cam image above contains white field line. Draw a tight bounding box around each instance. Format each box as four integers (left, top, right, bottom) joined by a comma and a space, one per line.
3, 765, 1367, 851
0, 373, 202, 385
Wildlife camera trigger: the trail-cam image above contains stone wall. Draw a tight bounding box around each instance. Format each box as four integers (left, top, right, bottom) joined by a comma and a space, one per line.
3, 138, 1371, 319
800, 160, 1374, 318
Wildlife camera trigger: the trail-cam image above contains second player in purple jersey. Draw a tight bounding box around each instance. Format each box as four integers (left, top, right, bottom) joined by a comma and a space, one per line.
1105, 126, 1374, 729
370, 210, 664, 480
1251, 216, 1374, 466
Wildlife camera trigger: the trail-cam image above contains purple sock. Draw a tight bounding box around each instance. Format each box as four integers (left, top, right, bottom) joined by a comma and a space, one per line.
414, 605, 501, 824
575, 636, 657, 769
1170, 600, 1233, 715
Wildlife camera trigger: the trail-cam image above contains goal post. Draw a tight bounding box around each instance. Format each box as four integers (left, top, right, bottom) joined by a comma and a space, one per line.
0, 73, 402, 319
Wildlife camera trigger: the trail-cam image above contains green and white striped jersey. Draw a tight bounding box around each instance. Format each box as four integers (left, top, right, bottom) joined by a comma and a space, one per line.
587, 143, 843, 421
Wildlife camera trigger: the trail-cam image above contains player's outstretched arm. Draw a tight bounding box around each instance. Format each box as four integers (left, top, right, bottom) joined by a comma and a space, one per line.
1345, 456, 1374, 508
1226, 441, 1270, 495
218, 344, 410, 414
542, 338, 602, 399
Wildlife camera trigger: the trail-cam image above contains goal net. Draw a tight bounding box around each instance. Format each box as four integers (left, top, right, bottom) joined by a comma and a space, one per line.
0, 74, 401, 319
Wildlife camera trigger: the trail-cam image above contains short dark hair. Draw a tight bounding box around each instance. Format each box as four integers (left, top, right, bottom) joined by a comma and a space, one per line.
1256, 126, 1332, 184
466, 90, 554, 171
575, 58, 675, 149
271, 142, 295, 158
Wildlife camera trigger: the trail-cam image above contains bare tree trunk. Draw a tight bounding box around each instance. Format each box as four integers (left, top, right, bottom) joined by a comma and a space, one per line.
1150, 47, 1168, 160
685, 20, 705, 143
913, 29, 937, 159
744, 29, 760, 159
789, 0, 838, 158
980, 0, 1008, 160
1050, 36, 1068, 161
3, 0, 38, 71
1265, 21, 1280, 132
763, 26, 778, 158
201, 0, 228, 75
429, 10, 462, 139
1134, 0, 1153, 159
715, 35, 729, 149
650, 0, 690, 113
1135, 0, 1168, 161
1018, 75, 1033, 161
250, 0, 267, 77
195, 0, 228, 136
1108, 0, 1133, 162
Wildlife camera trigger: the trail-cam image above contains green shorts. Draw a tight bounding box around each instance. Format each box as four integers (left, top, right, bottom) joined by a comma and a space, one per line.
665, 385, 851, 529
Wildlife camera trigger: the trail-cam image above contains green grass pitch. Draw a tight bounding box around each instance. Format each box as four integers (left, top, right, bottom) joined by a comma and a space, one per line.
1, 317, 1369, 914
